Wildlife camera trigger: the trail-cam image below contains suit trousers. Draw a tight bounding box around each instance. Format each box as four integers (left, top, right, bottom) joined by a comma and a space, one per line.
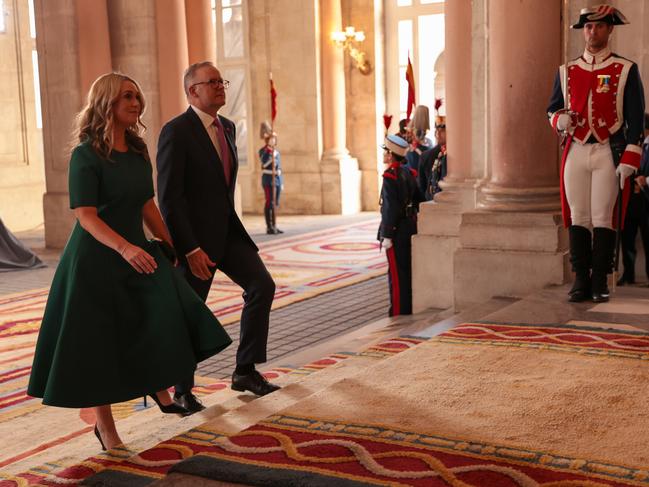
621, 191, 649, 282
175, 220, 275, 395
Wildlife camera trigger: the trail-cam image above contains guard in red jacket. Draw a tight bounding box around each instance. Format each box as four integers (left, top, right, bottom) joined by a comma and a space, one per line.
547, 4, 645, 303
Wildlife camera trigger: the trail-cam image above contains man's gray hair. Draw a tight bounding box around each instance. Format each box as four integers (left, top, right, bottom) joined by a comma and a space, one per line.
183, 61, 215, 96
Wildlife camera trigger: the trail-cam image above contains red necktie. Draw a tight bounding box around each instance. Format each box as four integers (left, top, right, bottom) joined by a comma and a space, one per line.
213, 117, 232, 186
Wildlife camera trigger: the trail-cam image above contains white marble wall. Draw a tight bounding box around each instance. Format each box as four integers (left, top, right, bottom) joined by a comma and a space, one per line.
0, 0, 45, 231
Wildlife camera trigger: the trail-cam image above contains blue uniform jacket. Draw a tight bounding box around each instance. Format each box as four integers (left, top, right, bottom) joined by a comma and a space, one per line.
378, 162, 423, 240
259, 146, 283, 188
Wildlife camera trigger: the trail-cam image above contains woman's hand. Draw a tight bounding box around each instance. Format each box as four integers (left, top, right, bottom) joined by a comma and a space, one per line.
119, 243, 157, 274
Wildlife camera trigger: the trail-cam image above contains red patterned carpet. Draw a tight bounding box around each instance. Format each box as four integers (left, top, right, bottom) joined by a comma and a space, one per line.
0, 337, 423, 486
78, 321, 649, 487
0, 218, 384, 473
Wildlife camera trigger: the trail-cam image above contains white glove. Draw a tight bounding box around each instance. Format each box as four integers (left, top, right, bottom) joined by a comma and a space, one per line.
382, 238, 393, 250
615, 163, 636, 190
556, 113, 573, 132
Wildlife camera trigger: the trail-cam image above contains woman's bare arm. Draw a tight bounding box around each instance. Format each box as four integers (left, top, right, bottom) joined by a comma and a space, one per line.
74, 206, 157, 274
142, 198, 173, 246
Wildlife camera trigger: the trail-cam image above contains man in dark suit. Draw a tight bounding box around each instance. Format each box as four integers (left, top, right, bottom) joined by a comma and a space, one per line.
157, 61, 280, 413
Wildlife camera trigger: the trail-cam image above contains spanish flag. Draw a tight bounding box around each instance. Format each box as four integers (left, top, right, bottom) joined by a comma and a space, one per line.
405, 54, 416, 121
270, 75, 277, 123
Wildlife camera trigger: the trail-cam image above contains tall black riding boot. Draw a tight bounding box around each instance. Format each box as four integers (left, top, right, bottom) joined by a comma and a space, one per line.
270, 206, 283, 234
591, 227, 616, 303
568, 225, 592, 302
264, 207, 275, 234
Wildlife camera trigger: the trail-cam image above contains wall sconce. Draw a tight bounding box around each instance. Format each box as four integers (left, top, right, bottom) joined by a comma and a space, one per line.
331, 26, 372, 75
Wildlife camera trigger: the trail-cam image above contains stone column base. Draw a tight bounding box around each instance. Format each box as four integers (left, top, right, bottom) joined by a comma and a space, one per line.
320, 155, 360, 214
412, 183, 475, 311
454, 211, 568, 310
412, 232, 458, 311
43, 191, 74, 248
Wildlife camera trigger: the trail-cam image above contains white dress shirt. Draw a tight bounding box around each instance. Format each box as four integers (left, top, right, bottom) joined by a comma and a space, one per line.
185, 105, 225, 258
190, 104, 226, 162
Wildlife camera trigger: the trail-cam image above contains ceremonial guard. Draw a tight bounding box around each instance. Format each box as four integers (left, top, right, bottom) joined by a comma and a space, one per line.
259, 122, 284, 235
618, 114, 649, 286
378, 135, 422, 316
406, 105, 432, 173
547, 4, 645, 303
418, 112, 447, 201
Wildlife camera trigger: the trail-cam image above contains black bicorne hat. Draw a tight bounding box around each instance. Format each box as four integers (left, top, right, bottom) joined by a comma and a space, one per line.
571, 4, 629, 29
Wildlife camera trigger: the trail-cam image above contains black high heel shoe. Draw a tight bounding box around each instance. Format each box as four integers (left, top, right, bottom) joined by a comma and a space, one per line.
94, 424, 106, 451
148, 393, 191, 416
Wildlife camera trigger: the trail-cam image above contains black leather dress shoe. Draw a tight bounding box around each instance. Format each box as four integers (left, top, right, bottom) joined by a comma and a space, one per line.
592, 291, 610, 303
174, 392, 206, 415
231, 370, 281, 396
568, 289, 591, 302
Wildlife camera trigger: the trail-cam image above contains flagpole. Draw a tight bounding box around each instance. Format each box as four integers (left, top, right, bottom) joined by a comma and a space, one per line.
264, 0, 277, 223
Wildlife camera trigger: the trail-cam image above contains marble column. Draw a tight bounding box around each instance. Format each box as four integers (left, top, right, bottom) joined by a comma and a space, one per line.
185, 0, 216, 64
442, 0, 472, 187
320, 0, 360, 214
342, 0, 382, 212
412, 0, 474, 311
454, 0, 567, 310
478, 0, 560, 211
75, 0, 112, 96
36, 0, 111, 248
107, 0, 162, 159
155, 0, 189, 124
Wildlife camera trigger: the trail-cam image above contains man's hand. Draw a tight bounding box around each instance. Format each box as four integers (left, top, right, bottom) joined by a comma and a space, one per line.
636, 175, 647, 187
382, 238, 393, 250
616, 163, 636, 190
187, 249, 216, 280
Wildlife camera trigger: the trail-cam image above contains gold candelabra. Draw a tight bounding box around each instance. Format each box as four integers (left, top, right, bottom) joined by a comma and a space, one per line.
331, 26, 372, 75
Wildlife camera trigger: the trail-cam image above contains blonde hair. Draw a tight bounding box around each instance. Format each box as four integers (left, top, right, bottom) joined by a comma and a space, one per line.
72, 72, 149, 161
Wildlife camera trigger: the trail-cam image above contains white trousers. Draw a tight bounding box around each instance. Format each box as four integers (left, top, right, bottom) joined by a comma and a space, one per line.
564, 141, 617, 229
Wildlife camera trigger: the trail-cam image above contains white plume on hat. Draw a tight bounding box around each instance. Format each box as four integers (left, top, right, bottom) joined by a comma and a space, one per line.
259, 121, 274, 139
412, 105, 430, 133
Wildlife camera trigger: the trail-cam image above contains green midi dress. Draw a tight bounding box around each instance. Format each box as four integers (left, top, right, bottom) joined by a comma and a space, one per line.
27, 142, 232, 408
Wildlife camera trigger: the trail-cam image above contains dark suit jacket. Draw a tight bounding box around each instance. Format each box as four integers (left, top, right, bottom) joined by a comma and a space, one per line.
639, 139, 649, 204
157, 107, 257, 264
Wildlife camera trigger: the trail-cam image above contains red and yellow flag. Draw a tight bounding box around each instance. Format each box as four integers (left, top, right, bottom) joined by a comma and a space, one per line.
405, 54, 416, 121
270, 76, 277, 123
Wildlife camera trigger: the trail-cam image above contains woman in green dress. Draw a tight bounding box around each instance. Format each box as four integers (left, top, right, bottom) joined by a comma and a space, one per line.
27, 73, 232, 450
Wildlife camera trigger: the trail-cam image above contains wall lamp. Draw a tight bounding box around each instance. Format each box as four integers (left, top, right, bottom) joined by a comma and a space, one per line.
331, 26, 372, 75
